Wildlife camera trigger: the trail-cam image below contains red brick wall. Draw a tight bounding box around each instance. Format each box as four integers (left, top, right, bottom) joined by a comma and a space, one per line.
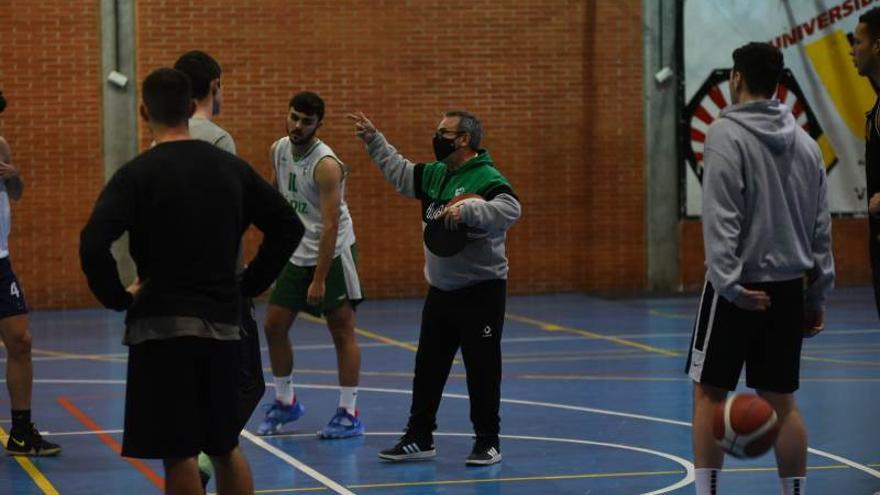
0, 2, 102, 308
680, 219, 871, 291
133, 0, 647, 300
2, 2, 870, 309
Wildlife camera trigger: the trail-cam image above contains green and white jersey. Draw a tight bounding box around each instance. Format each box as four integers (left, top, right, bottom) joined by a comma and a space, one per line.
271, 137, 356, 267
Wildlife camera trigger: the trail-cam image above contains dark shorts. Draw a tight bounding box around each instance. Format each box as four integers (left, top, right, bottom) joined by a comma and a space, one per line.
684, 278, 805, 393
122, 337, 241, 459
0, 257, 28, 319
237, 297, 264, 431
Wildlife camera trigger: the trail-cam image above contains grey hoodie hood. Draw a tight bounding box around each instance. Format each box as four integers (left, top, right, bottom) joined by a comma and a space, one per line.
719, 99, 796, 155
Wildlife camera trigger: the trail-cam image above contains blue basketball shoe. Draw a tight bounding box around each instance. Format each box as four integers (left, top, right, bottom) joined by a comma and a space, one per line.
256, 399, 304, 435
317, 408, 364, 439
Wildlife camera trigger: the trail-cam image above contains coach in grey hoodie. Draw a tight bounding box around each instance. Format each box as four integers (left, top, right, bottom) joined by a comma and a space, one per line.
349, 110, 519, 466
687, 43, 833, 495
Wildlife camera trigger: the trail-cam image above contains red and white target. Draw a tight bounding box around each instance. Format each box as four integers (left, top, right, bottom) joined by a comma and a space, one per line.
685, 69, 822, 181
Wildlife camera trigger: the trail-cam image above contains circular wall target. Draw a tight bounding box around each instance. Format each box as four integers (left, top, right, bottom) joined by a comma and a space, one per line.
683, 69, 834, 182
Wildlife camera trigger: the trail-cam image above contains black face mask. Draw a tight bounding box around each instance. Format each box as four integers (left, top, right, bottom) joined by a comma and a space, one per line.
432, 133, 458, 162
0, 92, 6, 114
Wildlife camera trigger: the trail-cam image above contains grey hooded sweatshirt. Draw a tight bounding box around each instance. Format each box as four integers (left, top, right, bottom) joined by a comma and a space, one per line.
702, 99, 833, 309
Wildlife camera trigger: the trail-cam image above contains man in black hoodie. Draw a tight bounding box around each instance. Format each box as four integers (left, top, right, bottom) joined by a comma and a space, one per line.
852, 7, 880, 319
80, 68, 302, 495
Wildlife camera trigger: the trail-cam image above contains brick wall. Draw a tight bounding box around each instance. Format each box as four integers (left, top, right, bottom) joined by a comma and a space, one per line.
3, 1, 870, 309
0, 1, 102, 308
133, 0, 647, 301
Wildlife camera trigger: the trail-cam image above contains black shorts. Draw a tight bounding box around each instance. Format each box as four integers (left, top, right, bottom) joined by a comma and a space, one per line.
236, 297, 264, 431
122, 337, 241, 459
0, 257, 28, 319
684, 278, 804, 393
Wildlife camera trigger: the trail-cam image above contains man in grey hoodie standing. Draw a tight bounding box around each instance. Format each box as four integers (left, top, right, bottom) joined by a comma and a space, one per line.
685, 43, 833, 495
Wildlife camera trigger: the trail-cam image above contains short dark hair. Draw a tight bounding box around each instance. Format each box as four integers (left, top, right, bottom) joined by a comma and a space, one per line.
732, 42, 784, 98
173, 50, 221, 100
289, 92, 324, 121
446, 110, 482, 150
0, 91, 6, 114
142, 68, 193, 127
860, 7, 880, 41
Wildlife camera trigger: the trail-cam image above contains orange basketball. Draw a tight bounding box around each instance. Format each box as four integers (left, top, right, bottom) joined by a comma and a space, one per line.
713, 394, 780, 459
446, 193, 484, 208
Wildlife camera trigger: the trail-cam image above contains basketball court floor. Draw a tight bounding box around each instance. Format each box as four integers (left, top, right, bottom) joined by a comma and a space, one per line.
0, 287, 878, 494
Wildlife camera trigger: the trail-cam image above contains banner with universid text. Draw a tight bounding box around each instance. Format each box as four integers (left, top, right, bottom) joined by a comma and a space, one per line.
683, 0, 876, 216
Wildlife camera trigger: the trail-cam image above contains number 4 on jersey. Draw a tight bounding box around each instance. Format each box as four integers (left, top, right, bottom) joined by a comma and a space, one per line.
10, 281, 20, 299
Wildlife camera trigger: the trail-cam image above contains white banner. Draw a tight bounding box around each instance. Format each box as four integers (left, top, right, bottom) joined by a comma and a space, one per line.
683, 0, 877, 216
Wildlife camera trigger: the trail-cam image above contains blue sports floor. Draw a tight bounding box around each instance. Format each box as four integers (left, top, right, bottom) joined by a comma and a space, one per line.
1, 288, 878, 494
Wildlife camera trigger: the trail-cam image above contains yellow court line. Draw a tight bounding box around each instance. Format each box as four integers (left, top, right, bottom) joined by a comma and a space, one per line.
504, 313, 680, 357
802, 355, 880, 367
0, 426, 59, 494
649, 309, 693, 320
517, 373, 880, 383
1, 342, 127, 364
274, 368, 880, 383
504, 354, 657, 365
254, 469, 687, 493
278, 368, 418, 378
520, 373, 688, 382
300, 314, 418, 353
29, 348, 127, 364
505, 348, 643, 358
254, 461, 880, 493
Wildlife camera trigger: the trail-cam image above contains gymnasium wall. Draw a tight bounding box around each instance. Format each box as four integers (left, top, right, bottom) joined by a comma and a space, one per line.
132, 0, 647, 300
4, 0, 646, 309
0, 2, 103, 308
3, 1, 867, 309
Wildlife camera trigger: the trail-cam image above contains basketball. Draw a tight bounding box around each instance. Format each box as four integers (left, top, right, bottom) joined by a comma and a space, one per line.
447, 193, 489, 240
713, 394, 780, 459
446, 193, 485, 209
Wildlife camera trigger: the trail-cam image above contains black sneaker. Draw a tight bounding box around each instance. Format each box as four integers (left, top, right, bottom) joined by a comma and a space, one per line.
6, 423, 61, 457
378, 433, 436, 462
466, 437, 501, 466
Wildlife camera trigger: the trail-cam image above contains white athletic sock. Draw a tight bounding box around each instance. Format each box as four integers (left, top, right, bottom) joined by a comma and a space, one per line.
339, 387, 358, 416
694, 468, 720, 495
273, 375, 295, 405
781, 477, 806, 495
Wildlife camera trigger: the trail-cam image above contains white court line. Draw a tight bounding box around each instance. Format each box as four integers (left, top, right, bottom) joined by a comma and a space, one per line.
808, 447, 880, 479
240, 430, 356, 495
19, 379, 880, 487
287, 384, 696, 428
238, 431, 692, 495
290, 384, 880, 483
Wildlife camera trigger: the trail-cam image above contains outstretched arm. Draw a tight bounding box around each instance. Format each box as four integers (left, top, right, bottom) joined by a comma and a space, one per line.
348, 112, 420, 198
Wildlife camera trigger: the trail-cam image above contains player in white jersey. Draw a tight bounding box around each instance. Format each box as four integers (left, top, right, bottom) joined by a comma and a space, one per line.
258, 92, 364, 439
0, 90, 61, 456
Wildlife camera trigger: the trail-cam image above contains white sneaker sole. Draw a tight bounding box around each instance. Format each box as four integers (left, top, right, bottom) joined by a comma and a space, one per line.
466, 453, 502, 466
378, 449, 437, 462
